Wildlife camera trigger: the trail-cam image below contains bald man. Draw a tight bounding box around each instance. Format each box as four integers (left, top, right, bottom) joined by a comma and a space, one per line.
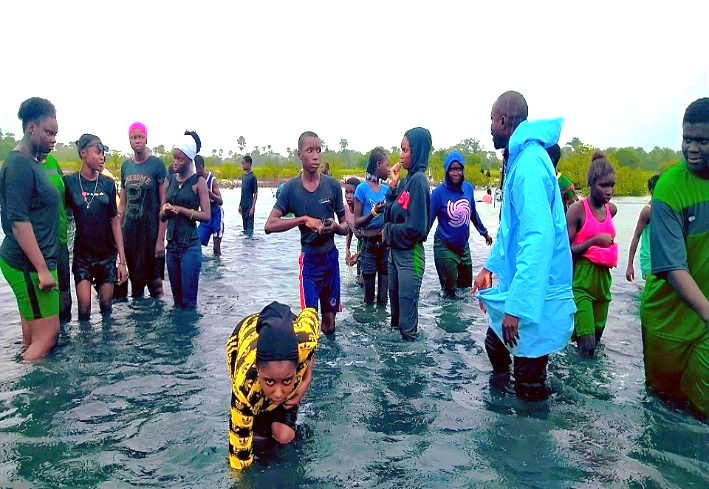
472, 91, 575, 401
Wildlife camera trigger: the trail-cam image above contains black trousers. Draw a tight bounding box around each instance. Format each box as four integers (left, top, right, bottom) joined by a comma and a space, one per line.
484, 327, 549, 400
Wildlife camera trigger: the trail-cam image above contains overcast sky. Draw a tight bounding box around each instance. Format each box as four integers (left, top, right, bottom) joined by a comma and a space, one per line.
1, 0, 706, 157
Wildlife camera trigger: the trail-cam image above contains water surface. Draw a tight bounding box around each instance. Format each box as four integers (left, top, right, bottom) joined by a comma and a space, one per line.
1, 191, 707, 488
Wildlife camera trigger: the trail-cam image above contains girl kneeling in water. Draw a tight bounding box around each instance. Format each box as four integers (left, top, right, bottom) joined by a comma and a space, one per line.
226, 302, 319, 470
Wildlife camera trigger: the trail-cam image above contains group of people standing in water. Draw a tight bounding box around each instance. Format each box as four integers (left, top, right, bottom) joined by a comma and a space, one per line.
1, 93, 708, 471
0, 98, 240, 359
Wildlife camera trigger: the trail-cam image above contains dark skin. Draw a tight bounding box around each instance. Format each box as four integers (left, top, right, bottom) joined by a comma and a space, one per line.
12, 115, 61, 360
566, 173, 618, 256
196, 161, 223, 255
160, 149, 211, 223
118, 128, 166, 296
472, 93, 527, 347
666, 121, 709, 326
446, 161, 493, 246
566, 172, 617, 355
626, 204, 651, 282
354, 155, 389, 234
265, 136, 347, 334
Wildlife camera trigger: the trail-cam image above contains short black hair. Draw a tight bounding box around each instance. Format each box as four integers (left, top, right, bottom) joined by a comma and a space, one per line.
648, 174, 660, 193
194, 155, 205, 168
684, 98, 709, 124
243, 155, 252, 165
17, 97, 56, 132
546, 144, 561, 168
298, 131, 320, 151
184, 130, 202, 153
345, 177, 360, 187
587, 150, 615, 187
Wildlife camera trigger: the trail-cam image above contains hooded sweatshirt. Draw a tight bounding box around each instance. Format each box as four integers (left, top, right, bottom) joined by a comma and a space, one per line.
478, 118, 575, 358
384, 127, 432, 250
430, 152, 488, 254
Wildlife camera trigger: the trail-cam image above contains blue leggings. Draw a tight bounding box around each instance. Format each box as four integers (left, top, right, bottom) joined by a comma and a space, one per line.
166, 240, 202, 308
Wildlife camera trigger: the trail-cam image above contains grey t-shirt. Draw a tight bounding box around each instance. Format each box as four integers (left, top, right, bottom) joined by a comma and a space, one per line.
275, 174, 345, 253
0, 151, 60, 270
120, 156, 167, 250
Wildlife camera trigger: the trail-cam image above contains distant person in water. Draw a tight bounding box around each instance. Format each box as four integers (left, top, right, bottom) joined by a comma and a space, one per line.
354, 149, 390, 305
567, 151, 618, 357
626, 174, 660, 282
473, 91, 575, 401
227, 302, 319, 470
641, 98, 709, 419
0, 97, 61, 360
239, 155, 258, 235
344, 177, 362, 286
196, 155, 224, 255
481, 188, 493, 204
430, 152, 492, 298
161, 131, 210, 308
385, 128, 432, 340
265, 131, 348, 335
64, 134, 127, 320
547, 143, 578, 213
117, 122, 167, 299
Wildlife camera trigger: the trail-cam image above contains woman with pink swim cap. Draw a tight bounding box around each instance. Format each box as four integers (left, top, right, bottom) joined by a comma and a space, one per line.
115, 122, 168, 299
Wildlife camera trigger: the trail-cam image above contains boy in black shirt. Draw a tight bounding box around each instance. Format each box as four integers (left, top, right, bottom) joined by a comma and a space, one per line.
64, 134, 127, 320
265, 131, 347, 334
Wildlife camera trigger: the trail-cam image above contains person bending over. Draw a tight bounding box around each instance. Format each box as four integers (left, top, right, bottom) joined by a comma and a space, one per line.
227, 302, 319, 470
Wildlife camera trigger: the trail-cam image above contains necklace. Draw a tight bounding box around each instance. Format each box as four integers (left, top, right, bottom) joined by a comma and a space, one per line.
79, 173, 100, 209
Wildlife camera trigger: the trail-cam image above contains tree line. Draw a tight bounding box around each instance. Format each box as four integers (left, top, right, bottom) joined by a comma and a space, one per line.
0, 129, 683, 195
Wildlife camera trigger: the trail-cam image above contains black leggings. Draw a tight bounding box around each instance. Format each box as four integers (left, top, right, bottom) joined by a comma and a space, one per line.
484, 328, 549, 401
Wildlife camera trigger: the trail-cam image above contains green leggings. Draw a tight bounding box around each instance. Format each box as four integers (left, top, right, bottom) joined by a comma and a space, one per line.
572, 257, 611, 338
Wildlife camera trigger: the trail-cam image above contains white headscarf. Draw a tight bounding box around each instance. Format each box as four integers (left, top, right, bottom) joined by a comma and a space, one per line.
175, 135, 197, 173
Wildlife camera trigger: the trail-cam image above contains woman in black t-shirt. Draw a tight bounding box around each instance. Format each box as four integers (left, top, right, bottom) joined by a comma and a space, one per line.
64, 134, 128, 320
160, 131, 210, 308
0, 97, 60, 360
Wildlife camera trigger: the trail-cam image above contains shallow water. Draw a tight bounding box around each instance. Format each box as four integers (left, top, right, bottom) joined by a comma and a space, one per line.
1, 190, 708, 488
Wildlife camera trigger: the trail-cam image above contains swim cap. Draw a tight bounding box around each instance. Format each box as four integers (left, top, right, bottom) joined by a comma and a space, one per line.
256, 302, 299, 363
128, 122, 147, 138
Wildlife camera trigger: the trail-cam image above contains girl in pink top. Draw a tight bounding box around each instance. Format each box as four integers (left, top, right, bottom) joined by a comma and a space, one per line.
567, 151, 618, 357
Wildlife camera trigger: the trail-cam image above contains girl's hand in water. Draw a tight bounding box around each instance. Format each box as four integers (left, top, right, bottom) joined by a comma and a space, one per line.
389, 162, 400, 187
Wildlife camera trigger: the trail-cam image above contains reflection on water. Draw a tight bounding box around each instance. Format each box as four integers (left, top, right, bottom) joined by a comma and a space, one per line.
1, 191, 708, 488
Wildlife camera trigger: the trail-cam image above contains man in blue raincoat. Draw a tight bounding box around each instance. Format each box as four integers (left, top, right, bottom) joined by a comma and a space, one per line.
472, 91, 575, 401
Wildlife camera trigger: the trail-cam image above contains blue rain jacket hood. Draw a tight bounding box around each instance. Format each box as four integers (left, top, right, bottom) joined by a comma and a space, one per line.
477, 118, 576, 358
405, 127, 432, 174
444, 151, 465, 189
